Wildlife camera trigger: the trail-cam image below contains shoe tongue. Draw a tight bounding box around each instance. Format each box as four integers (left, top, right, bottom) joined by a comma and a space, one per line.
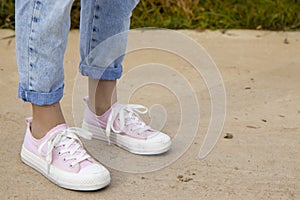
52, 126, 93, 168
41, 124, 93, 169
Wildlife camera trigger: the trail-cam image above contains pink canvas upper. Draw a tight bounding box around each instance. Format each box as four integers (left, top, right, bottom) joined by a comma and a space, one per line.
23, 118, 94, 173
83, 97, 158, 139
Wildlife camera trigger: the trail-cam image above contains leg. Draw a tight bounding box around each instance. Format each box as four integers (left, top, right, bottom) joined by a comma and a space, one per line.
31, 103, 65, 139
16, 1, 111, 190
16, 0, 74, 138
88, 79, 117, 115
79, 0, 139, 115
80, 0, 171, 155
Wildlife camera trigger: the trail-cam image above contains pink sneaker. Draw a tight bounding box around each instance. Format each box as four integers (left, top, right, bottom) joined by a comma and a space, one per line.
82, 97, 172, 155
20, 118, 110, 191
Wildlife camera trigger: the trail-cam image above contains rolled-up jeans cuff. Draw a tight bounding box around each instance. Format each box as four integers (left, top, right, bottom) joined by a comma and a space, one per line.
79, 63, 122, 80
18, 83, 64, 106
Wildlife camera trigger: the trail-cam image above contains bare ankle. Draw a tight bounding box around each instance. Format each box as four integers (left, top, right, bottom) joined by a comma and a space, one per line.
95, 105, 111, 116
87, 100, 111, 116
31, 102, 65, 139
88, 78, 117, 116
30, 120, 50, 139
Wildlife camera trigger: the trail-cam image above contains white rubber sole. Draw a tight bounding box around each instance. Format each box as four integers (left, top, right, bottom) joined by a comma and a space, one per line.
82, 121, 172, 155
20, 145, 110, 191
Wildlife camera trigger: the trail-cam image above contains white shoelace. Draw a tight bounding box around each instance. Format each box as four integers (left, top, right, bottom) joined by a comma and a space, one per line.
38, 128, 93, 174
105, 104, 151, 144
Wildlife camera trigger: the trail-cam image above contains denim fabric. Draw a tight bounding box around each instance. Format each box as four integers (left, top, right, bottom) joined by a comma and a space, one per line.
15, 0, 139, 106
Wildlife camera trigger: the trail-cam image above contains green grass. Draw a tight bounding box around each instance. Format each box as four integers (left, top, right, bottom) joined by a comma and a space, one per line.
1, 0, 300, 30
131, 0, 300, 30
0, 0, 14, 29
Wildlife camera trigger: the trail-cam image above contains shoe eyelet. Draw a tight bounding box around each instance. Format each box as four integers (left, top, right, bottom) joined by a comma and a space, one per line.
69, 164, 74, 168
63, 158, 66, 162
58, 152, 61, 155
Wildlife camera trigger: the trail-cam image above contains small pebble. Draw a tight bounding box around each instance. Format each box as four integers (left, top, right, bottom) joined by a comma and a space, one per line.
284, 38, 289, 44
177, 175, 183, 179
224, 133, 233, 139
261, 119, 267, 122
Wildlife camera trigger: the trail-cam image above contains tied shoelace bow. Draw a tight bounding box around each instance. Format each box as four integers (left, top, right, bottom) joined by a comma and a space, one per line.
38, 127, 93, 174
105, 104, 151, 144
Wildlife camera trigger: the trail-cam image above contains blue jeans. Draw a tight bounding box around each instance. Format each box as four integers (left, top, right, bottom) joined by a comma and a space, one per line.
15, 0, 139, 105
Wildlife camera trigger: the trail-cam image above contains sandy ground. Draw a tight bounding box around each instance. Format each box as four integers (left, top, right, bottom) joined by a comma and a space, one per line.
0, 29, 299, 200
